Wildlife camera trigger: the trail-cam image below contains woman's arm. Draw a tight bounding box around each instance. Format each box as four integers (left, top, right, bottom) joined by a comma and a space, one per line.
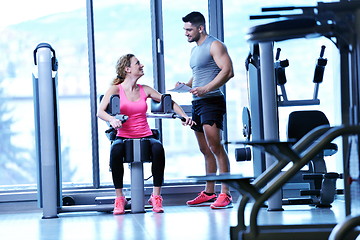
97, 85, 123, 129
142, 85, 195, 126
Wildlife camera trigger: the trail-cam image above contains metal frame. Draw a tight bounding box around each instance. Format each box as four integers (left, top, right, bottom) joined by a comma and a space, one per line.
33, 43, 62, 218
193, 125, 360, 240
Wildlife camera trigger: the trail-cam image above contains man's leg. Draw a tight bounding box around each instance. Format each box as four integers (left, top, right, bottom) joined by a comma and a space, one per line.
194, 131, 217, 193
202, 124, 231, 194
186, 131, 218, 206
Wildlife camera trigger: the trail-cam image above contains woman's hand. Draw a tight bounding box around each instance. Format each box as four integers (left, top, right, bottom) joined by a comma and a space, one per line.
182, 117, 196, 127
109, 117, 123, 130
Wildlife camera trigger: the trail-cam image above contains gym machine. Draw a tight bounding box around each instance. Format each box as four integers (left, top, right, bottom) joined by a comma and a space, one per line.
33, 43, 184, 217
240, 42, 331, 208
246, 0, 360, 216
244, 43, 341, 207
33, 43, 116, 218
191, 1, 360, 239
193, 125, 360, 240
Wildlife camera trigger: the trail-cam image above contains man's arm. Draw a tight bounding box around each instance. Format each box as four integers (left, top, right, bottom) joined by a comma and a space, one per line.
186, 77, 193, 88
190, 41, 234, 97
210, 41, 234, 88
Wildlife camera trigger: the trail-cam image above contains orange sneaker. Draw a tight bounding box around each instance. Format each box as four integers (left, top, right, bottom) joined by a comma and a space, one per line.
186, 191, 217, 206
210, 193, 233, 209
113, 196, 127, 215
148, 194, 164, 213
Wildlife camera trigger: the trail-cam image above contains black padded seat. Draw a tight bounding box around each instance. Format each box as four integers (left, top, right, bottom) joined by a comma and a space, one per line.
247, 18, 333, 43
288, 110, 337, 156
288, 110, 329, 141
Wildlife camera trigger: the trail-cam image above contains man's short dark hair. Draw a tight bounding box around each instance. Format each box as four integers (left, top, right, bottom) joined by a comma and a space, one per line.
182, 11, 205, 27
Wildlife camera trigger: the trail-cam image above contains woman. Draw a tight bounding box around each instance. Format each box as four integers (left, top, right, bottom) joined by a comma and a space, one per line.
97, 54, 195, 214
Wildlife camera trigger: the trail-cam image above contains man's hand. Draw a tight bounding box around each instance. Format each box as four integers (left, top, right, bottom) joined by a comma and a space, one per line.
190, 86, 208, 97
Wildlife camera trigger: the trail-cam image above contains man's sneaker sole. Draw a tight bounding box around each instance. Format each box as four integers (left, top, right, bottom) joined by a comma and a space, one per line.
186, 196, 217, 207
187, 201, 214, 207
210, 203, 233, 209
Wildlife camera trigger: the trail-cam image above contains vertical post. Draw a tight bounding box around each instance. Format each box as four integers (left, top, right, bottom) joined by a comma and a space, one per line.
86, 0, 100, 188
337, 22, 351, 215
344, 8, 360, 216
150, 0, 164, 138
130, 139, 145, 213
33, 43, 60, 218
259, 42, 283, 211
247, 44, 266, 176
208, 0, 224, 40
354, 8, 360, 216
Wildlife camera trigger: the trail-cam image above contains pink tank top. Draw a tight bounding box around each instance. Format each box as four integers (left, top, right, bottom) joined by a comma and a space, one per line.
117, 84, 152, 138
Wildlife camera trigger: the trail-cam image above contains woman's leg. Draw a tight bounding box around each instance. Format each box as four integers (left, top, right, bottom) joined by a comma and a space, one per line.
148, 138, 165, 213
149, 138, 165, 191
110, 139, 127, 214
110, 139, 125, 197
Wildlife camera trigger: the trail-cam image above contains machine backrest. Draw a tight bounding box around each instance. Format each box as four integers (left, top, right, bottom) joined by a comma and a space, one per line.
101, 94, 168, 115
99, 94, 120, 116
287, 110, 330, 141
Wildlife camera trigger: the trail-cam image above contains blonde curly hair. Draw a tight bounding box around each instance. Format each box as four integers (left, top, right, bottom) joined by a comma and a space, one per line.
112, 53, 134, 85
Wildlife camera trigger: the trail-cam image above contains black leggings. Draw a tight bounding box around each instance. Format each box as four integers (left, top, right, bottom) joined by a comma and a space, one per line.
109, 136, 165, 189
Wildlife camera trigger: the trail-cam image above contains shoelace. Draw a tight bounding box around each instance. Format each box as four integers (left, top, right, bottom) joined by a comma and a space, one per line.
152, 196, 162, 206
218, 195, 230, 203
115, 199, 125, 208
196, 193, 208, 200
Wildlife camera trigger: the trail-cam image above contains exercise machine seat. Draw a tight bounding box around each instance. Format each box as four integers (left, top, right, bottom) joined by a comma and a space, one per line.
287, 110, 338, 156
287, 110, 340, 207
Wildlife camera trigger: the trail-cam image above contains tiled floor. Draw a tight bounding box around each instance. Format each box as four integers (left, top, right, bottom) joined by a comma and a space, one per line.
0, 198, 356, 240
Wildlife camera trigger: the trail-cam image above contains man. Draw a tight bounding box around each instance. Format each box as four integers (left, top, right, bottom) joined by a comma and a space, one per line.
182, 11, 234, 209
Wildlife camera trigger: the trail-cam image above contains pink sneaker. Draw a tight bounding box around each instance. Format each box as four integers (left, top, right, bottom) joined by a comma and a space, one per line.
148, 194, 164, 213
210, 193, 233, 209
186, 191, 217, 206
113, 196, 127, 215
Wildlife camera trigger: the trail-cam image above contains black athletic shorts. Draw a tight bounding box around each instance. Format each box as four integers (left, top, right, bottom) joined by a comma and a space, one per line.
191, 95, 226, 132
